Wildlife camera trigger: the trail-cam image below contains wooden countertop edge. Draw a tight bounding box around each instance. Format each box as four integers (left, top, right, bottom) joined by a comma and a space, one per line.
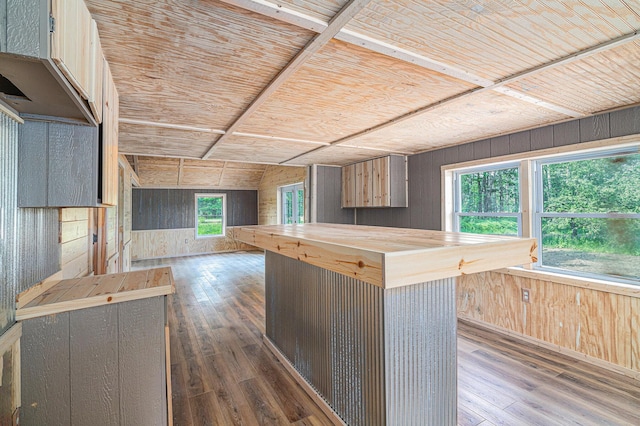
16, 285, 174, 321
16, 270, 65, 309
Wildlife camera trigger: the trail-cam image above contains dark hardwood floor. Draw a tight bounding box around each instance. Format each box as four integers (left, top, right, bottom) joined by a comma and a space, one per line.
133, 251, 640, 426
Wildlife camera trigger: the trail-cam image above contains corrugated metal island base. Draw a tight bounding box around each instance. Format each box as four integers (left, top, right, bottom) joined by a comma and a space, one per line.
234, 224, 538, 426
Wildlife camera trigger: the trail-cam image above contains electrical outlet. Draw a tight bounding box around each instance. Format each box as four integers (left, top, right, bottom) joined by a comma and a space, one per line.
522, 288, 531, 303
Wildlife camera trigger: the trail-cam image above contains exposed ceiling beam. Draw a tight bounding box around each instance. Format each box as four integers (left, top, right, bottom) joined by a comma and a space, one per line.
201, 0, 373, 160
282, 29, 640, 164
230, 132, 329, 145
119, 118, 226, 134
132, 155, 139, 176
220, 0, 640, 122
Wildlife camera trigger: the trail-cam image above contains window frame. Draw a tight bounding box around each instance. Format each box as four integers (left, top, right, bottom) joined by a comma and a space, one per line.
194, 193, 226, 239
452, 162, 522, 237
532, 148, 640, 285
442, 137, 640, 287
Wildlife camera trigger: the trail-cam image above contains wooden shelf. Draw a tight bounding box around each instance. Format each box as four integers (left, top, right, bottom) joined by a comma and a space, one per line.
233, 224, 538, 288
16, 267, 175, 320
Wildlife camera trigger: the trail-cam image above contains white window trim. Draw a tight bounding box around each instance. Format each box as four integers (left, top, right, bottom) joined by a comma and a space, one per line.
194, 193, 226, 239
442, 134, 640, 287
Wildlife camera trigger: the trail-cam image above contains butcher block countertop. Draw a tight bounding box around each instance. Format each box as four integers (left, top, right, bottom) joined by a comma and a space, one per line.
16, 267, 175, 321
233, 224, 538, 288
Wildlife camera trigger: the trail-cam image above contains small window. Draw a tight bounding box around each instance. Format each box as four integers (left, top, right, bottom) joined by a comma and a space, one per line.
195, 194, 226, 238
534, 150, 640, 283
454, 165, 521, 236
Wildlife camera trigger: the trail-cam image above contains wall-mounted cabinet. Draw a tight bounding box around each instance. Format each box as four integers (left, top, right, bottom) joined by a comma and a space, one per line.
342, 155, 407, 208
18, 118, 117, 207
0, 0, 103, 125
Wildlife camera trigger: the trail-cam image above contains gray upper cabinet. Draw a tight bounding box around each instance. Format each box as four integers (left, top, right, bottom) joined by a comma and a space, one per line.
0, 0, 98, 125
18, 119, 99, 207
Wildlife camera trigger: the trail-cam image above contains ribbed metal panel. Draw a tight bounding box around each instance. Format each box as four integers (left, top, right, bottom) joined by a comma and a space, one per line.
266, 253, 458, 426
17, 208, 60, 293
0, 111, 60, 336
384, 278, 457, 426
266, 252, 386, 425
0, 111, 19, 335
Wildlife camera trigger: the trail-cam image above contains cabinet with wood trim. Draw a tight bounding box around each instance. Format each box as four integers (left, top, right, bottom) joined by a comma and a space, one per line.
342, 155, 407, 208
16, 268, 175, 426
18, 118, 116, 207
0, 0, 104, 125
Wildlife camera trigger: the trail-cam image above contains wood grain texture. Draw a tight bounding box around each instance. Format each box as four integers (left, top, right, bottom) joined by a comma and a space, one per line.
138, 251, 640, 425
88, 19, 104, 124
257, 165, 306, 225
101, 60, 119, 205
233, 223, 537, 287
458, 269, 640, 379
340, 163, 356, 208
17, 120, 48, 207
50, 0, 93, 99
131, 228, 255, 260
16, 267, 174, 320
69, 305, 119, 425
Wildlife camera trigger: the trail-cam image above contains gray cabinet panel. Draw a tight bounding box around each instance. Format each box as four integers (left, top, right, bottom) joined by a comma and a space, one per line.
18, 119, 100, 207
70, 305, 120, 425
17, 120, 47, 207
5, 0, 45, 57
48, 122, 98, 206
21, 314, 72, 425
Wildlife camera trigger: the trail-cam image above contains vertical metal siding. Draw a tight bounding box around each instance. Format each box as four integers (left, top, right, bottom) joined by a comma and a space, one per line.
266, 252, 385, 425
0, 111, 19, 334
384, 279, 457, 426
0, 111, 60, 336
266, 252, 458, 426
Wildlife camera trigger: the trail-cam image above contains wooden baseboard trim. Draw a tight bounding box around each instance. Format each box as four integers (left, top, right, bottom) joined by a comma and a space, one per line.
459, 317, 640, 381
262, 335, 346, 426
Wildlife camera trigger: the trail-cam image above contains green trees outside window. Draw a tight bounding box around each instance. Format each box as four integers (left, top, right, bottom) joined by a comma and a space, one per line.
196, 194, 225, 237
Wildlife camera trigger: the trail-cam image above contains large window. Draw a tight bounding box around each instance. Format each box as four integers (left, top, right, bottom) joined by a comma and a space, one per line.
447, 143, 640, 285
195, 194, 226, 238
535, 150, 640, 283
454, 164, 520, 236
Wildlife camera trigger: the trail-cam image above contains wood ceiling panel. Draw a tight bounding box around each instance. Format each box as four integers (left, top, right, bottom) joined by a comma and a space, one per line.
237, 38, 476, 142
504, 41, 640, 115
210, 135, 319, 164
118, 123, 217, 158
137, 157, 180, 186
86, 0, 314, 128
347, 0, 640, 81
181, 168, 224, 186
287, 145, 394, 166
218, 168, 266, 188
271, 0, 347, 20
342, 91, 569, 153
183, 159, 226, 169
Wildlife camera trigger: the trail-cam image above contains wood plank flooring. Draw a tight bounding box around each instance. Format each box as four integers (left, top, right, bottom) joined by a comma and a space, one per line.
133, 251, 640, 426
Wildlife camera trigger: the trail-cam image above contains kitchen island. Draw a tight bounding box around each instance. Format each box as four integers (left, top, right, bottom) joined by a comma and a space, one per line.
234, 224, 537, 426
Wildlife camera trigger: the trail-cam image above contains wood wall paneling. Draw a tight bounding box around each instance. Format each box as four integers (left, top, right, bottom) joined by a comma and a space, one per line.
60, 208, 91, 279
257, 166, 306, 225
131, 228, 255, 260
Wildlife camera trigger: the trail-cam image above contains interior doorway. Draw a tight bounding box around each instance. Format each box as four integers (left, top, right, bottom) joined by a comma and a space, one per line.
280, 183, 304, 224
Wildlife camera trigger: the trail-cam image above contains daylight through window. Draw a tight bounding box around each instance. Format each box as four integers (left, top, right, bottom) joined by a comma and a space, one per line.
195, 194, 226, 238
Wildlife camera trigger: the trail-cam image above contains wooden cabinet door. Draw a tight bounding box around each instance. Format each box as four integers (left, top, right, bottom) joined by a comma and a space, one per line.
50, 0, 93, 100
355, 160, 372, 207
341, 164, 356, 208
371, 156, 390, 207
101, 61, 119, 206
88, 20, 104, 124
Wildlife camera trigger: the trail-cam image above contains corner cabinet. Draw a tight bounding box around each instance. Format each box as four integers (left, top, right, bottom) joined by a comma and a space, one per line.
342, 155, 407, 208
0, 0, 105, 125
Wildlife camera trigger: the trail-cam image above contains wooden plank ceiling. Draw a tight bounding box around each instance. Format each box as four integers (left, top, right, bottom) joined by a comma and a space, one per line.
87, 0, 640, 187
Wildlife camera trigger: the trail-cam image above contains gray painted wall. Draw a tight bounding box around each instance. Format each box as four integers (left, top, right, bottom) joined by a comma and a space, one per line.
317, 106, 640, 231
316, 166, 354, 224
132, 188, 258, 230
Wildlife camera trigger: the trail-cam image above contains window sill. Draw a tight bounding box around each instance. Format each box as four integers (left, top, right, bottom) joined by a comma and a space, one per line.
496, 266, 640, 298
